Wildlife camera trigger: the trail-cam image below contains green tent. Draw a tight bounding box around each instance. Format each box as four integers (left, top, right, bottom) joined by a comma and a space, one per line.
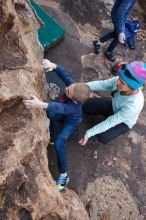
29, 0, 65, 49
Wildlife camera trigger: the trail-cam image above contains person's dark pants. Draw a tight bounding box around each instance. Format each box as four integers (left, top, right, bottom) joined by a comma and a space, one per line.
47, 111, 77, 173
83, 97, 130, 144
99, 26, 119, 53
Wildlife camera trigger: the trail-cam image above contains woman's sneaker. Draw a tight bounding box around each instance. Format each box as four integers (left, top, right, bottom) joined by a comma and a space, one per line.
92, 40, 101, 54
104, 51, 116, 62
56, 175, 70, 192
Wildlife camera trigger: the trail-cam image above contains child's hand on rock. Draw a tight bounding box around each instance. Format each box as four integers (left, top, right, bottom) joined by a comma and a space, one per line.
23, 95, 48, 109
42, 59, 56, 71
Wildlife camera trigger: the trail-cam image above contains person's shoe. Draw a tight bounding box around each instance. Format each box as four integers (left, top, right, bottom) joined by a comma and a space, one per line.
48, 140, 54, 145
48, 137, 54, 146
56, 175, 70, 192
104, 51, 116, 62
92, 40, 101, 54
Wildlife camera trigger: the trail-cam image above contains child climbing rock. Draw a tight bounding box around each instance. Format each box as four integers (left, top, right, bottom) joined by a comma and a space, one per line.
23, 59, 90, 192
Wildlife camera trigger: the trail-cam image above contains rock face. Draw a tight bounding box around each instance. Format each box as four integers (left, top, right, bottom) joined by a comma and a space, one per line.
0, 1, 89, 219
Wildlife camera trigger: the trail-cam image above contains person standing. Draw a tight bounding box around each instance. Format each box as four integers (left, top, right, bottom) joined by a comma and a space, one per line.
93, 0, 137, 62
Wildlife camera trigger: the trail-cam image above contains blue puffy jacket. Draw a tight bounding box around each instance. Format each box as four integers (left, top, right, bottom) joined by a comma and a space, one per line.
125, 20, 141, 49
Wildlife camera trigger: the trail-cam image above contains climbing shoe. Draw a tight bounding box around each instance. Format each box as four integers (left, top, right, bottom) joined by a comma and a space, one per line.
56, 175, 70, 192
48, 140, 54, 146
48, 137, 54, 146
104, 51, 116, 62
92, 40, 101, 54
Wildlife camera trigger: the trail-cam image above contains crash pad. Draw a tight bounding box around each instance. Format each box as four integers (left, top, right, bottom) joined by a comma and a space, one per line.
29, 0, 65, 49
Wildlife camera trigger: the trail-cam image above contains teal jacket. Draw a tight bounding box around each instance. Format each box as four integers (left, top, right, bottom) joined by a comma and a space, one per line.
86, 77, 144, 138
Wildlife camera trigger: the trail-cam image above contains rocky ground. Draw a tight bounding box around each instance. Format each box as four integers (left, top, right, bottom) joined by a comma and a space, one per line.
36, 0, 146, 219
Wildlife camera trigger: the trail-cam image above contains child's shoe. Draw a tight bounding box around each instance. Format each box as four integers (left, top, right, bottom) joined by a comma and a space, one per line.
48, 140, 54, 145
104, 51, 116, 62
92, 40, 101, 54
56, 175, 70, 192
48, 137, 54, 145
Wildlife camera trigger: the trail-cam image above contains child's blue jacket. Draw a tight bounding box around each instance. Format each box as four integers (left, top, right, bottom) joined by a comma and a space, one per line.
46, 65, 82, 125
111, 0, 137, 33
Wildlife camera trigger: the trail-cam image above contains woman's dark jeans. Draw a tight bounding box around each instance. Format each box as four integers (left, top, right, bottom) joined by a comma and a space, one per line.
83, 97, 130, 144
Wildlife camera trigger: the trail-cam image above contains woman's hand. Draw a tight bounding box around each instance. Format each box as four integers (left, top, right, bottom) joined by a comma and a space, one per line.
79, 135, 89, 145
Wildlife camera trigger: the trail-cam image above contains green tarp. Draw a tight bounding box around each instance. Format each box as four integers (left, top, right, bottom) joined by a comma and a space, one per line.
29, 0, 65, 49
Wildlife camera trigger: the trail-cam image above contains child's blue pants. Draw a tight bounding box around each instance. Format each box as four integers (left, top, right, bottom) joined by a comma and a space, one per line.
47, 111, 77, 173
